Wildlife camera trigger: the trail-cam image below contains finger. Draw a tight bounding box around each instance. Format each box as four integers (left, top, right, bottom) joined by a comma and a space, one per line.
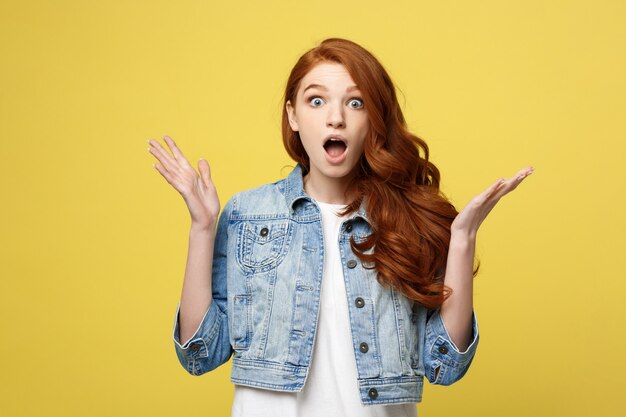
148, 139, 180, 173
152, 161, 176, 186
517, 166, 535, 179
489, 166, 535, 198
475, 182, 508, 226
499, 167, 534, 194
510, 166, 534, 184
485, 178, 506, 198
474, 167, 535, 229
198, 159, 211, 188
148, 140, 179, 170
163, 135, 193, 168
482, 191, 502, 216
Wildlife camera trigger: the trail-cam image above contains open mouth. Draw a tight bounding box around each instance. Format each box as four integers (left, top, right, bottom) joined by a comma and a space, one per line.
323, 137, 348, 158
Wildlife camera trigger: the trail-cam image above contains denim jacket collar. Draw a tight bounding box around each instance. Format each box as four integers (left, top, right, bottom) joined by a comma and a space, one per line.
284, 163, 371, 226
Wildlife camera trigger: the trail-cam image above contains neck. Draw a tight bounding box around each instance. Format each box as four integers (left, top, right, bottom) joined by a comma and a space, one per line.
303, 169, 355, 205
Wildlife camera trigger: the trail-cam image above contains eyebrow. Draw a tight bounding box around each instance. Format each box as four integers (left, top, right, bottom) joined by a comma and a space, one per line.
302, 84, 360, 94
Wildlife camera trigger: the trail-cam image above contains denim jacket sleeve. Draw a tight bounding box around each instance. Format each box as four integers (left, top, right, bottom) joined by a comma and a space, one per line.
171, 194, 235, 376
423, 306, 479, 385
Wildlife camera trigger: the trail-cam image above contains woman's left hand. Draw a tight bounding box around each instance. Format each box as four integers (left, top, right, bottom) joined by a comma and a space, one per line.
451, 166, 535, 239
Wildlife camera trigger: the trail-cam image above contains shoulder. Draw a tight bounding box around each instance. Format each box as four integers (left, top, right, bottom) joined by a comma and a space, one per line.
229, 177, 289, 218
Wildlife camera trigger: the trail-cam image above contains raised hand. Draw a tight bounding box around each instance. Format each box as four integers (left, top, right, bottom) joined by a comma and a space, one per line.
451, 166, 535, 239
148, 135, 221, 230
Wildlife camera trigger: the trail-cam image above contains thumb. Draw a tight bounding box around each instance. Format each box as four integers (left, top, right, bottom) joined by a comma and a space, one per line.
198, 158, 211, 188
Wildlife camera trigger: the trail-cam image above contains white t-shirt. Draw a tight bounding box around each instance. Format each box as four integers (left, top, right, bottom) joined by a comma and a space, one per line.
231, 200, 417, 417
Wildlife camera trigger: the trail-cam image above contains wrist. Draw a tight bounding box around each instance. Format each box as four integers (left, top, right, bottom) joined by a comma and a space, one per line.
450, 229, 476, 246
190, 221, 217, 234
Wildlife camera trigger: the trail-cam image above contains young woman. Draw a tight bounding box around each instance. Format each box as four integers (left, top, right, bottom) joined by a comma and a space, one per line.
148, 38, 533, 417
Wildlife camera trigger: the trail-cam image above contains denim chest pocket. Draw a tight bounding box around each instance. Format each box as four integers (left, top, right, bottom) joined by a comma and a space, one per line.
236, 220, 291, 272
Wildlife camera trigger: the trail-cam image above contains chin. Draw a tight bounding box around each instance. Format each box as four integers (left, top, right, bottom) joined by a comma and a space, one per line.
322, 164, 358, 178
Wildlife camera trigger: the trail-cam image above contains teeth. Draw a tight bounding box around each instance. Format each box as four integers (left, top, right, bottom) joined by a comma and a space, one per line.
324, 137, 346, 147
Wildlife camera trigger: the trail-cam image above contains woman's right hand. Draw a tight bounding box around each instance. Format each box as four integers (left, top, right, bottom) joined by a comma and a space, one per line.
148, 135, 221, 230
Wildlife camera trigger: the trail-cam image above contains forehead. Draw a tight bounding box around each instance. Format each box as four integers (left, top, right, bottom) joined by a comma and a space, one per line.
299, 62, 357, 90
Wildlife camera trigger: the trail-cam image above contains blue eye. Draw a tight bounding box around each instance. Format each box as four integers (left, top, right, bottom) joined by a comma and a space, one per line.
309, 96, 322, 107
349, 98, 364, 109
306, 96, 364, 109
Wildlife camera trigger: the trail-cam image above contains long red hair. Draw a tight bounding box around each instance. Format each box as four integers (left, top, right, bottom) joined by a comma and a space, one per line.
281, 38, 479, 309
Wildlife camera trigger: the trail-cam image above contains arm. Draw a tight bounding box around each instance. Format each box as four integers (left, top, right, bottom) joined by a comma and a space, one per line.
439, 232, 476, 352
423, 232, 480, 385
424, 165, 534, 384
172, 195, 235, 375
177, 224, 217, 345
147, 135, 235, 375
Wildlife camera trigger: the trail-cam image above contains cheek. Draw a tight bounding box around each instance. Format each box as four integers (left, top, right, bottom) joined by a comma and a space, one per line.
354, 133, 368, 154
356, 122, 370, 142
354, 142, 366, 157
296, 116, 322, 141
352, 115, 370, 134
298, 133, 317, 153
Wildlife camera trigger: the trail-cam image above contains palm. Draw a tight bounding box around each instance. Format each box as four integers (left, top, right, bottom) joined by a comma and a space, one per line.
451, 166, 534, 238
148, 135, 221, 228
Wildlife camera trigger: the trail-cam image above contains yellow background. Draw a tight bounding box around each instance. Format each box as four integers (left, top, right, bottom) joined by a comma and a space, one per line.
1, 0, 625, 415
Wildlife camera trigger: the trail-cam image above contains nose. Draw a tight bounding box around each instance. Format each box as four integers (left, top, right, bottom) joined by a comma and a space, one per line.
326, 102, 345, 129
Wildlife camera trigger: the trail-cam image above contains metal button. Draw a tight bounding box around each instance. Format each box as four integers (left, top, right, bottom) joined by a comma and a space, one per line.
438, 345, 448, 354
360, 342, 369, 353
347, 259, 357, 268
260, 227, 268, 237
368, 388, 378, 399
190, 344, 200, 352
346, 223, 353, 232
355, 297, 365, 308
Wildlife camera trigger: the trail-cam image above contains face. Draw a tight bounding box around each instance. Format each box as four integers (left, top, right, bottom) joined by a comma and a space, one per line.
286, 62, 369, 186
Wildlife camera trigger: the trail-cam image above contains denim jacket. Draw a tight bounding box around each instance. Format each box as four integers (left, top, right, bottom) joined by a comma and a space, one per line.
172, 163, 479, 406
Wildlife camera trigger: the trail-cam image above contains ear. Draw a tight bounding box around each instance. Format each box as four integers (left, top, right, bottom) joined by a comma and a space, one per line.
286, 100, 299, 132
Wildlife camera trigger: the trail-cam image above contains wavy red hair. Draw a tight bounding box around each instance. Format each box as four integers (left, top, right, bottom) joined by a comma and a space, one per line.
281, 38, 479, 309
